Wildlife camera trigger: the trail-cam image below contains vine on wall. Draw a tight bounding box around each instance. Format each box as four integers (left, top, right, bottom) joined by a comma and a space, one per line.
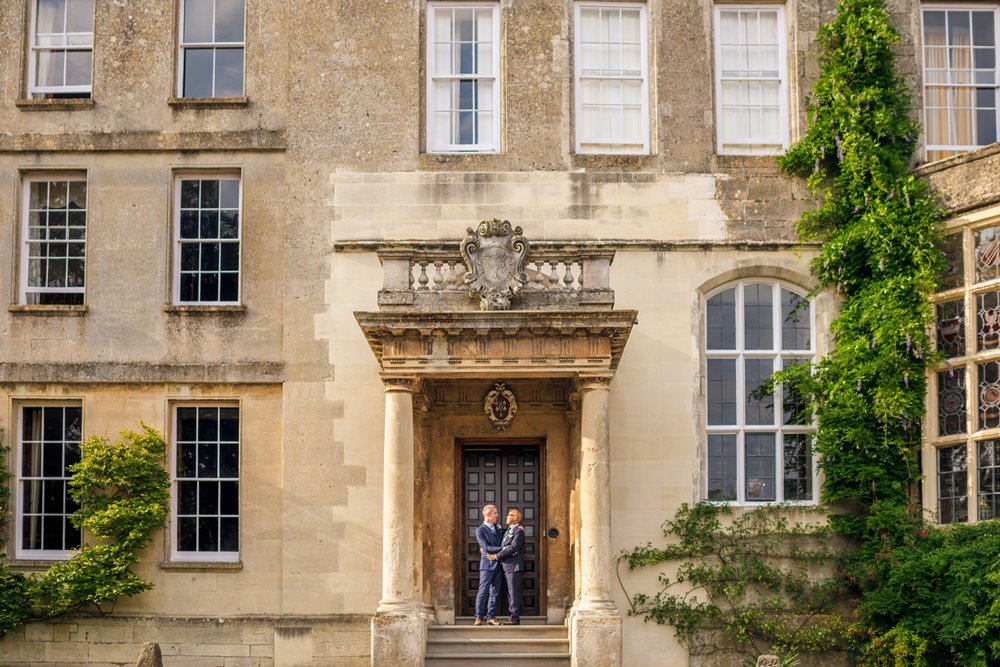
0, 425, 169, 638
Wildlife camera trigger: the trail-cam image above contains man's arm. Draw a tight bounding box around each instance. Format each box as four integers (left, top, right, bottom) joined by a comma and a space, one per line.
476, 526, 503, 554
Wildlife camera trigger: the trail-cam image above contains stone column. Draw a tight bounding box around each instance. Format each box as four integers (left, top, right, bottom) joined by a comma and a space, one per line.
570, 374, 622, 667
371, 376, 425, 667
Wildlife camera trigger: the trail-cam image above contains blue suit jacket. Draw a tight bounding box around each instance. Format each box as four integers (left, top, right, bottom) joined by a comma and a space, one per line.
496, 524, 525, 572
476, 522, 504, 571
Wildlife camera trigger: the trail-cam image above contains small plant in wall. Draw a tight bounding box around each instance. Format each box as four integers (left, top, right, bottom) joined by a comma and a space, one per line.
0, 424, 170, 637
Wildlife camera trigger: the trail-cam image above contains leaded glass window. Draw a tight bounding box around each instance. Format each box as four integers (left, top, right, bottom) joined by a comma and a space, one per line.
938, 444, 968, 524
704, 281, 815, 503
978, 439, 1000, 519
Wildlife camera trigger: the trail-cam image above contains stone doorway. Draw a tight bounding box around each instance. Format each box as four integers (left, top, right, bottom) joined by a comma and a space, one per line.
457, 440, 544, 618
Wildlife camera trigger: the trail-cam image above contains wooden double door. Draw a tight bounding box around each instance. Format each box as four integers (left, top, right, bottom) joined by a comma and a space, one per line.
458, 441, 542, 618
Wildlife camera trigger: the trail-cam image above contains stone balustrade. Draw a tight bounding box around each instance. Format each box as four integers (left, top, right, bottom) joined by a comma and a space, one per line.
375, 242, 616, 311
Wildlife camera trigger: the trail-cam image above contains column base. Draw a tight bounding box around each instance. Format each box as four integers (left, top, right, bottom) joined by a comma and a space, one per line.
371, 609, 426, 667
569, 606, 622, 667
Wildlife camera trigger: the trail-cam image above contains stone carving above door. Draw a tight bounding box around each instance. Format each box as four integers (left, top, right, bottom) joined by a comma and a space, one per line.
461, 219, 529, 310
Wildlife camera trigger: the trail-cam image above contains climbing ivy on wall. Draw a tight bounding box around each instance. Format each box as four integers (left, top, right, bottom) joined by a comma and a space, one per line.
0, 425, 169, 638
777, 0, 942, 524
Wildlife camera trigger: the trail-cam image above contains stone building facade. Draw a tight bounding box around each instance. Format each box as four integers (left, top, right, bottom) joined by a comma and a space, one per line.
0, 0, 996, 665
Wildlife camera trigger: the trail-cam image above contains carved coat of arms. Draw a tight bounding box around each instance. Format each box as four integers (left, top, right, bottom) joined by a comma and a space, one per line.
461, 219, 529, 310
484, 383, 517, 431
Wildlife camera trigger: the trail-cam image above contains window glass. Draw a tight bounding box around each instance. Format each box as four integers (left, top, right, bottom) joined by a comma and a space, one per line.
427, 4, 499, 152
715, 6, 786, 154
575, 4, 648, 154
938, 444, 968, 524
978, 439, 1000, 520
22, 178, 87, 305
175, 177, 241, 304
923, 8, 999, 161
180, 0, 245, 98
175, 406, 240, 558
704, 281, 814, 503
19, 405, 82, 556
30, 0, 93, 98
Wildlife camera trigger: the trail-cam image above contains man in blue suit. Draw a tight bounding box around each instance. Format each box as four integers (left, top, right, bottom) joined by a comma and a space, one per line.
474, 504, 504, 625
489, 507, 525, 625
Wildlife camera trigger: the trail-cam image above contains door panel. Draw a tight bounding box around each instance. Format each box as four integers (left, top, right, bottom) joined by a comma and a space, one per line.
460, 445, 541, 617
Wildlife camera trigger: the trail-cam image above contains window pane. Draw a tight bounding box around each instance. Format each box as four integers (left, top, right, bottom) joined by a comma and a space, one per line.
783, 434, 812, 501
938, 368, 968, 436
215, 0, 244, 42
183, 49, 214, 97
744, 358, 774, 426
979, 361, 1000, 430
978, 439, 1000, 520
183, 0, 214, 42
707, 434, 737, 501
977, 292, 1000, 351
937, 299, 966, 357
66, 0, 94, 33
780, 289, 811, 350
214, 48, 244, 97
707, 288, 736, 350
743, 284, 774, 349
938, 444, 968, 524
939, 233, 965, 291
707, 359, 737, 425
745, 433, 776, 501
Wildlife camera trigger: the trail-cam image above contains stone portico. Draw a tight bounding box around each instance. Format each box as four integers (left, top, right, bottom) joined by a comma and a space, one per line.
354, 230, 634, 666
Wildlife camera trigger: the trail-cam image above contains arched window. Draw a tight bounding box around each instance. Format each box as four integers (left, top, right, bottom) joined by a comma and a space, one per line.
705, 280, 815, 503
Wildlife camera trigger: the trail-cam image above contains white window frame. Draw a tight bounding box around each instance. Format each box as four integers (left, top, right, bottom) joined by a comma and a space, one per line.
573, 2, 650, 154
176, 0, 246, 98
14, 402, 84, 561
713, 4, 788, 155
425, 2, 502, 153
19, 173, 88, 306
704, 280, 818, 505
172, 172, 243, 305
170, 402, 241, 563
920, 5, 1000, 161
27, 0, 94, 99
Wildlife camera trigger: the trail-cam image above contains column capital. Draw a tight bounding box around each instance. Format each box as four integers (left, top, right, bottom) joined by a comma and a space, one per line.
381, 374, 419, 392
575, 373, 613, 392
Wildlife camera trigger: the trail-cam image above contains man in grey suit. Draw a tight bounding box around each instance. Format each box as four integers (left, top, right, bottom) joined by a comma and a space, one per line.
488, 508, 525, 625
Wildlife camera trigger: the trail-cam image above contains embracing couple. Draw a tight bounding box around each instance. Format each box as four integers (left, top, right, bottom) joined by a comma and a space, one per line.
474, 504, 524, 626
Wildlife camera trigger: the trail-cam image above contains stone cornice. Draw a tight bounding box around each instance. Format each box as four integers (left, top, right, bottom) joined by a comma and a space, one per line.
0, 362, 284, 384
335, 239, 818, 253
355, 310, 637, 375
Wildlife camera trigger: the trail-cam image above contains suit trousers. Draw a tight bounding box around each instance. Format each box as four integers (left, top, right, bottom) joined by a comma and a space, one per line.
504, 569, 522, 622
475, 566, 502, 619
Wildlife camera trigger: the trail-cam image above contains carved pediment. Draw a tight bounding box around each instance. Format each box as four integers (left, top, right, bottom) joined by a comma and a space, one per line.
461, 219, 529, 310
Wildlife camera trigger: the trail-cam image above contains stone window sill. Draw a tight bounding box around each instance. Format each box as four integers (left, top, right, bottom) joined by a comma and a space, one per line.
168, 96, 248, 109
159, 560, 243, 572
6, 559, 70, 571
163, 304, 246, 314
15, 98, 94, 111
8, 304, 88, 316
569, 153, 657, 170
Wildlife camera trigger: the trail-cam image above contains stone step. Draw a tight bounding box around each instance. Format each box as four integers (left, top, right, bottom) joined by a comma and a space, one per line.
427, 637, 569, 655
428, 624, 568, 641
425, 652, 571, 667
426, 623, 570, 666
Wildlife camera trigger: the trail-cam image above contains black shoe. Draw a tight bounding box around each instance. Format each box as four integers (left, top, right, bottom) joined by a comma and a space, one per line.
502, 619, 520, 625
